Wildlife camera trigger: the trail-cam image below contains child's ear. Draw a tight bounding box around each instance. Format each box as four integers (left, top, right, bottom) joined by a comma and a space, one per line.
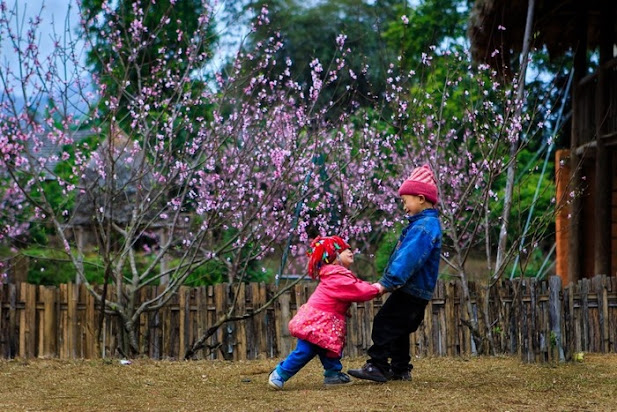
418, 194, 426, 203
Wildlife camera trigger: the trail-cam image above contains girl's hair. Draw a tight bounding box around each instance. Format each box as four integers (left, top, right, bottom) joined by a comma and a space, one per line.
306, 235, 350, 279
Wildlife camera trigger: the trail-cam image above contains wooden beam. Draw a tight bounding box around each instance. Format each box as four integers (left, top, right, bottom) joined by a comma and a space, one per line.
568, 0, 588, 282
593, 0, 613, 276
555, 150, 572, 284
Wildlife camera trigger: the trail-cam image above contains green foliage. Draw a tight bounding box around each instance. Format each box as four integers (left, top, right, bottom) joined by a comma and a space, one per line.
506, 244, 553, 279
178, 259, 225, 286
383, 0, 469, 71
23, 244, 268, 287
373, 224, 403, 276
81, 0, 217, 123
233, 0, 399, 114
25, 248, 105, 285
490, 148, 556, 243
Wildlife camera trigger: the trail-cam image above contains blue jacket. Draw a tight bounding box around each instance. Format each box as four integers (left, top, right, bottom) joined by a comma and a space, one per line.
379, 208, 442, 301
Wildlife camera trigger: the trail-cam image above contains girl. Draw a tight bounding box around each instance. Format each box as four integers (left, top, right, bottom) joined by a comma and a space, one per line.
268, 235, 384, 390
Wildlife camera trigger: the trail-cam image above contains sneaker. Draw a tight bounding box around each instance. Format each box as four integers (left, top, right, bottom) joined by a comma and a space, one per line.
268, 369, 285, 390
347, 363, 388, 383
324, 371, 352, 385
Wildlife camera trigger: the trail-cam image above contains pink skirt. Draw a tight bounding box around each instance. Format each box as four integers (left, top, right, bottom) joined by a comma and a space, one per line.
288, 304, 347, 357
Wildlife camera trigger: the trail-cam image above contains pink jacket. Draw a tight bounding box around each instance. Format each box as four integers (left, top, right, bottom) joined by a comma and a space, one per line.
288, 264, 381, 357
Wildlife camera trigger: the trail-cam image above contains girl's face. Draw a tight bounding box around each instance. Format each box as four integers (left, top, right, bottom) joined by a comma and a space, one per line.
337, 248, 354, 268
401, 194, 427, 216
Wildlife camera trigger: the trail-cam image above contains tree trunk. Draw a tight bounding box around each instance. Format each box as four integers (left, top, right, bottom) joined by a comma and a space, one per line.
494, 0, 536, 277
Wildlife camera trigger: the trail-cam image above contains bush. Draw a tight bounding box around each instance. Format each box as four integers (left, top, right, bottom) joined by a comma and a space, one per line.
26, 248, 105, 285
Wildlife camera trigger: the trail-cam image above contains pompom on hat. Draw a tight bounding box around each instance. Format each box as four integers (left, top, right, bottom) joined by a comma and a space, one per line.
306, 236, 350, 279
398, 164, 439, 204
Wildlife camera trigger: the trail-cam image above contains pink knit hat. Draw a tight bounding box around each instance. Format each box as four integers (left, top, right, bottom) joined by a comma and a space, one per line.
398, 164, 439, 204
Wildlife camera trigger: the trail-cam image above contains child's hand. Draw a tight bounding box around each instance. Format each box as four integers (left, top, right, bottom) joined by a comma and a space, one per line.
373, 282, 386, 295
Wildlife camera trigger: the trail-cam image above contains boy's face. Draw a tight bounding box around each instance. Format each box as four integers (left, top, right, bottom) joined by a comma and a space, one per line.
401, 194, 427, 216
337, 248, 354, 268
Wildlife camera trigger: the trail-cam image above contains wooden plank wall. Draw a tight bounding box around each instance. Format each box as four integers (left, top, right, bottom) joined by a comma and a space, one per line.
611, 151, 617, 277
0, 276, 616, 361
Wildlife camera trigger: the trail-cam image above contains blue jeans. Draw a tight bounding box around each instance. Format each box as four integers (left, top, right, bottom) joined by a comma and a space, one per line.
276, 339, 342, 381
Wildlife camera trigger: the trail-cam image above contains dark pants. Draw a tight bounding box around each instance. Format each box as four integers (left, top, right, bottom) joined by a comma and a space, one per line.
367, 290, 428, 374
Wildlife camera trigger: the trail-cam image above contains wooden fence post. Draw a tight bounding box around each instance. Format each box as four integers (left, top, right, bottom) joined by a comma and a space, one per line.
179, 287, 187, 360
235, 283, 246, 361
276, 290, 292, 357
42, 286, 57, 358
563, 283, 574, 361
8, 283, 17, 358
594, 275, 611, 352
18, 283, 36, 358
580, 279, 590, 352
529, 280, 539, 362
2, 278, 616, 362
549, 276, 565, 362
445, 281, 456, 356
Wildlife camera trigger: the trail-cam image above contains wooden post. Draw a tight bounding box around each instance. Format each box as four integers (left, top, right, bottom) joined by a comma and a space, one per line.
235, 283, 246, 361
276, 291, 292, 357
194, 286, 205, 359
253, 283, 267, 359
594, 73, 610, 276
555, 149, 572, 284
151, 286, 162, 359
580, 279, 590, 352
19, 283, 36, 358
67, 283, 78, 358
458, 281, 471, 356
564, 283, 575, 360
548, 276, 565, 362
42, 286, 57, 358
445, 281, 456, 356
568, 0, 588, 283
529, 280, 540, 362
593, 0, 613, 278
8, 284, 17, 358
84, 286, 96, 358
214, 283, 225, 359
601, 278, 610, 352
425, 296, 434, 356
592, 275, 610, 353
179, 287, 187, 360
162, 284, 172, 358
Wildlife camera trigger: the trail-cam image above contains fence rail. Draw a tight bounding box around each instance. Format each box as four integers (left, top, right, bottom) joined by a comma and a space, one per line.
1, 275, 616, 361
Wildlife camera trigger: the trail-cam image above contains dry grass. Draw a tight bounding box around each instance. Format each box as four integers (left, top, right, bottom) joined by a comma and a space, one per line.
1, 353, 616, 411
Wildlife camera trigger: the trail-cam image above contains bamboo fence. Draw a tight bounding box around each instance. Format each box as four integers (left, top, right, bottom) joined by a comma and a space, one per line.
0, 275, 615, 361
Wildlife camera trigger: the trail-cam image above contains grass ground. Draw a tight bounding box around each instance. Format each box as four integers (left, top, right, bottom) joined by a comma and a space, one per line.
1, 353, 616, 411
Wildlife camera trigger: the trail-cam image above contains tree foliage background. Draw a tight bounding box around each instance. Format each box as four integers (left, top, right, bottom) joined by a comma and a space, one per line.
0, 0, 569, 355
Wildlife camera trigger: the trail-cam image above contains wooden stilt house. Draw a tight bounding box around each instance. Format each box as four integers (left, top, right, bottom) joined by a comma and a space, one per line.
468, 0, 617, 283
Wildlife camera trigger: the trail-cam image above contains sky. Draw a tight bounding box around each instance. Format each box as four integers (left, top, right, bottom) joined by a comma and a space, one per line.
1, 0, 83, 70
0, 0, 86, 109
1, 0, 237, 103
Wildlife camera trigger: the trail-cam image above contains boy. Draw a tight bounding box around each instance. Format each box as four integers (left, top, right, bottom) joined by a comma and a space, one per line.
348, 164, 442, 382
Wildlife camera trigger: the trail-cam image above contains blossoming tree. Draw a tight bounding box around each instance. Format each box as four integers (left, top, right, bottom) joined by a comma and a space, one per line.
0, 0, 564, 357
0, 1, 401, 355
